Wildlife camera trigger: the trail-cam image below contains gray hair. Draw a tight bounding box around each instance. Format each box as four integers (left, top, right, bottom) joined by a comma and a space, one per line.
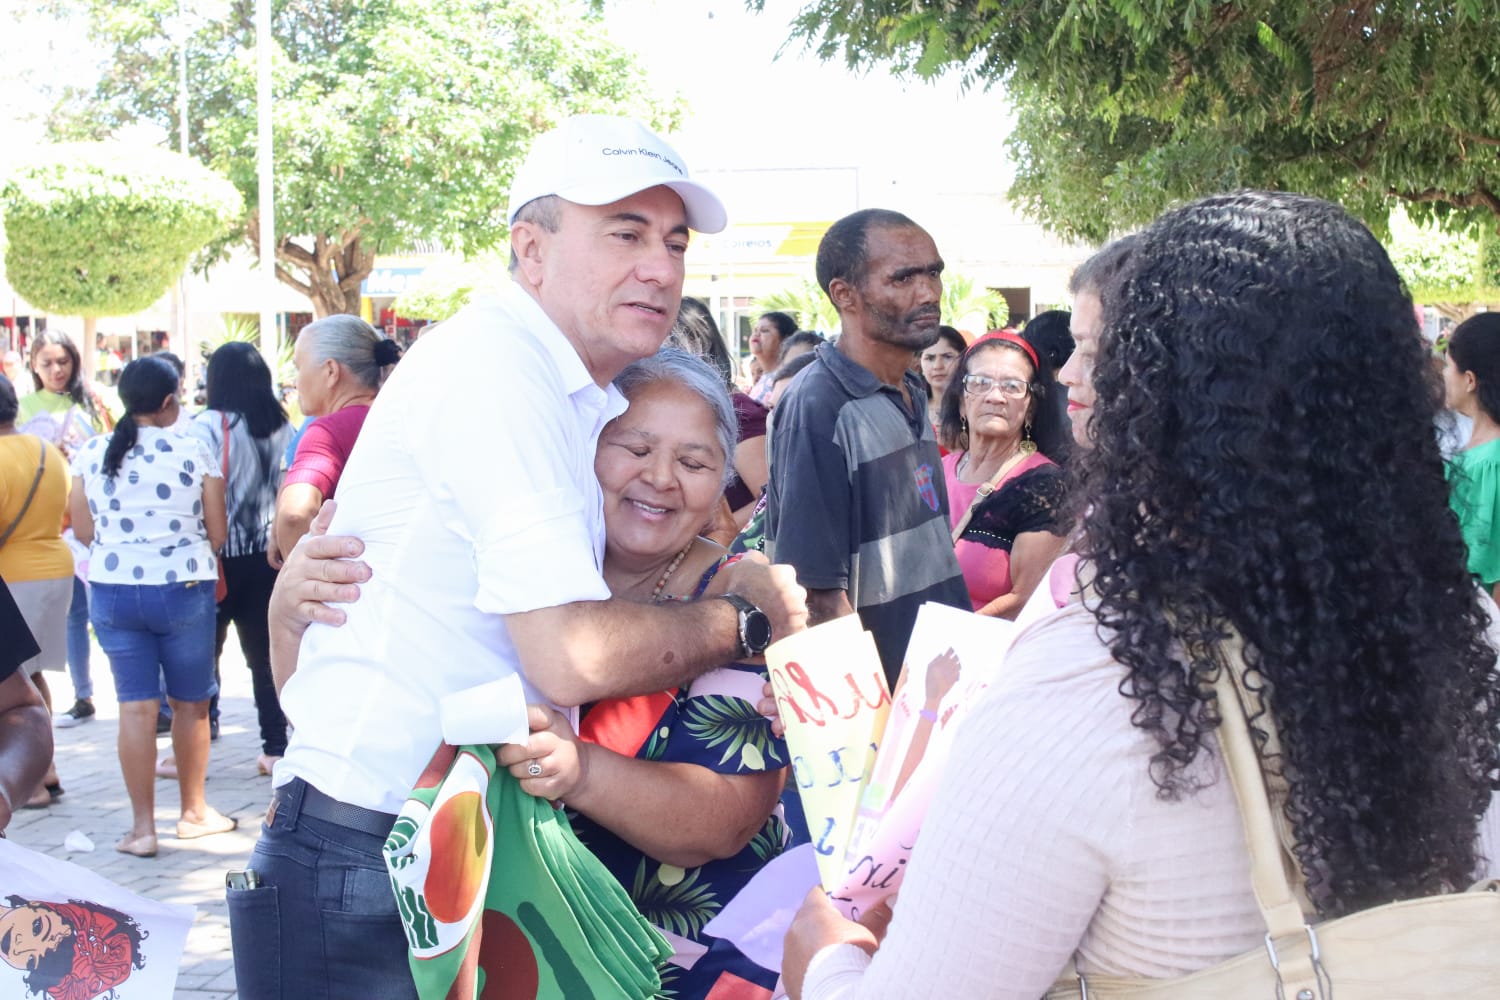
299, 315, 400, 391
613, 346, 737, 487
508, 195, 563, 273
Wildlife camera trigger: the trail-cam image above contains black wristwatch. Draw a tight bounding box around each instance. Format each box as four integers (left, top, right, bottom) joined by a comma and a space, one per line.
720, 593, 773, 658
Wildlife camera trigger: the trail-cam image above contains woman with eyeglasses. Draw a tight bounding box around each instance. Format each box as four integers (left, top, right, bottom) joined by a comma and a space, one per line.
937, 331, 1070, 618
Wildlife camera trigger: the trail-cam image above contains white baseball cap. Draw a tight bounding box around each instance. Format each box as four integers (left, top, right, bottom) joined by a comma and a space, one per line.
506, 115, 727, 234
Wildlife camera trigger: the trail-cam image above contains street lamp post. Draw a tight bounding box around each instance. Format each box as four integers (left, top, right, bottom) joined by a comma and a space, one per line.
256, 0, 278, 371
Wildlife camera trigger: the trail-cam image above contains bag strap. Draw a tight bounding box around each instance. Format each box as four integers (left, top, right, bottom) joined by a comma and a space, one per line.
950, 448, 1032, 543
1209, 637, 1331, 996
0, 439, 48, 549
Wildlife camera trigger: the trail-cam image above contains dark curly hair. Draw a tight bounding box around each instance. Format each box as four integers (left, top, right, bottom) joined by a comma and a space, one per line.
1072, 190, 1500, 918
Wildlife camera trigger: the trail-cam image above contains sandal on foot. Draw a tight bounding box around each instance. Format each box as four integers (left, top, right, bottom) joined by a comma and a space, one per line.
176, 809, 237, 840
115, 834, 158, 858
21, 786, 52, 810
46, 781, 64, 801
155, 755, 178, 780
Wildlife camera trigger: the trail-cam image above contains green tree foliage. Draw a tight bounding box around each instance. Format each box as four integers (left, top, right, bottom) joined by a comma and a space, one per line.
759, 1, 1500, 242
756, 277, 840, 334
942, 272, 1008, 331
392, 258, 500, 323
1387, 207, 1500, 319
52, 0, 679, 317
1, 141, 241, 337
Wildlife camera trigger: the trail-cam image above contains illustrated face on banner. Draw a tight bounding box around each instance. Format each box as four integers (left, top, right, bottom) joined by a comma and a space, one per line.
0, 895, 146, 1000
0, 901, 73, 971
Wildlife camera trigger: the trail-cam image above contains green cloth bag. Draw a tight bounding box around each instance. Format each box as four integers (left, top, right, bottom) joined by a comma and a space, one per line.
384, 743, 672, 999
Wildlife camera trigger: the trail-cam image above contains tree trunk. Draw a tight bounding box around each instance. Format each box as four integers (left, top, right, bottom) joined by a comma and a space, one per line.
245, 214, 378, 318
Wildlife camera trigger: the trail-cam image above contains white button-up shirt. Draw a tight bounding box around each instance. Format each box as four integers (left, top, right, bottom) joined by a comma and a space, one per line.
277, 281, 627, 813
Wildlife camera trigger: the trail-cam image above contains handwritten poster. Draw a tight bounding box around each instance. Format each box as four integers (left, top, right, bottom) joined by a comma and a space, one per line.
0, 837, 195, 1000
765, 615, 890, 887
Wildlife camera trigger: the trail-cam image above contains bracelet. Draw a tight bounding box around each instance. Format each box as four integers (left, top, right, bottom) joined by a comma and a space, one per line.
918, 708, 938, 722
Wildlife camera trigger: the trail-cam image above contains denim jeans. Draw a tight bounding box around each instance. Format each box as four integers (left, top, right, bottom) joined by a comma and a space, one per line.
89, 581, 217, 703
67, 575, 92, 700
228, 779, 417, 1000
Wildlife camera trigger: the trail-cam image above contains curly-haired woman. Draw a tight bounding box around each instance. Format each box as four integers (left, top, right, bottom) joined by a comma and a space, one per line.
1443, 312, 1500, 599
783, 192, 1500, 998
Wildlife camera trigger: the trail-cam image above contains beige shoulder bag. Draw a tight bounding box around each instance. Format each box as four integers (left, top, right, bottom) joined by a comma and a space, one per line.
1047, 641, 1500, 1000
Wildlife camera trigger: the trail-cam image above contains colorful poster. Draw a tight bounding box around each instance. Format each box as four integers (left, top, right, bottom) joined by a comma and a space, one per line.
0, 837, 195, 1000
832, 603, 1018, 918
765, 615, 890, 887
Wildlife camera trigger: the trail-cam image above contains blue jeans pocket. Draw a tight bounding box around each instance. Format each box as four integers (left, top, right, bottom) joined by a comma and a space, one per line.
319, 910, 418, 1000
227, 884, 281, 1000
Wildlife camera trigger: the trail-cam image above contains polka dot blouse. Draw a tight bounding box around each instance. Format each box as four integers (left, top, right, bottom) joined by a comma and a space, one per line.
70, 427, 224, 585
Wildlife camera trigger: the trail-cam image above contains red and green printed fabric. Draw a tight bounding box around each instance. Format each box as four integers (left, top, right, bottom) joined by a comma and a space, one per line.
383, 743, 672, 999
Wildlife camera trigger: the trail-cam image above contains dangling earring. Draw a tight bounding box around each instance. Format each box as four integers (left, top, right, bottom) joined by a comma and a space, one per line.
1019, 419, 1037, 455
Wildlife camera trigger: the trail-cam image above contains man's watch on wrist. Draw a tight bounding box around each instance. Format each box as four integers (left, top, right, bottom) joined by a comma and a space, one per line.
720, 593, 773, 658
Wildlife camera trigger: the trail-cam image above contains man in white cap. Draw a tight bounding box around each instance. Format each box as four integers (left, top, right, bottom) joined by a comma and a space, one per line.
228, 116, 807, 998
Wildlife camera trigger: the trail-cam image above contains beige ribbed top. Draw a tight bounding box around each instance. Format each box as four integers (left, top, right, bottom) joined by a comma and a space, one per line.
804, 599, 1500, 999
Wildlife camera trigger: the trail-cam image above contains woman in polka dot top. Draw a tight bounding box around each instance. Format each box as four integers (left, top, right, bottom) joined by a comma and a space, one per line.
68, 357, 237, 858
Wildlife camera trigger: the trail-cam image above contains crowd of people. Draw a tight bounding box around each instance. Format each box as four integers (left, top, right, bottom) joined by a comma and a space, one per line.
2, 113, 1499, 1000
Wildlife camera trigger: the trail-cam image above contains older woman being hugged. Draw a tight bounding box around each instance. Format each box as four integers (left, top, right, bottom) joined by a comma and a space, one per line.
939, 331, 1069, 618
272, 316, 400, 563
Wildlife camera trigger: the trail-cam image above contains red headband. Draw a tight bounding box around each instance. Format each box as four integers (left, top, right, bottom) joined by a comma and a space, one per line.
965, 330, 1039, 370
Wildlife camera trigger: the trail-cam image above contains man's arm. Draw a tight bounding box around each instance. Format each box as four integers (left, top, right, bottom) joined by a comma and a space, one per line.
269, 504, 808, 703
507, 554, 804, 705
0, 670, 51, 833
807, 587, 856, 628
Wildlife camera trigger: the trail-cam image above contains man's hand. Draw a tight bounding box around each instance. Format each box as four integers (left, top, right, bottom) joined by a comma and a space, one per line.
705, 552, 808, 645
268, 500, 370, 633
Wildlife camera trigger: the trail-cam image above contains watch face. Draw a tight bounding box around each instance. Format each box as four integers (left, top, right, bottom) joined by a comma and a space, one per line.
745, 610, 773, 652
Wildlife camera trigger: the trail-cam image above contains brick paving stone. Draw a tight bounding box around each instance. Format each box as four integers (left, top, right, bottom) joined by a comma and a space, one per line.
8, 625, 274, 999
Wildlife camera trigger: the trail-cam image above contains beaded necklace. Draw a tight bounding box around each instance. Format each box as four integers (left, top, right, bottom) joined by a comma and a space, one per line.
649, 541, 695, 603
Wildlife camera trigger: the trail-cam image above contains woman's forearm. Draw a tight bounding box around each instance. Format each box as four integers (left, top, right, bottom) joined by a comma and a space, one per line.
566, 745, 784, 868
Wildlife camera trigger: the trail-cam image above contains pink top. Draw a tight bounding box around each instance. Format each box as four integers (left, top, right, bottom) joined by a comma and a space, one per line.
282, 404, 371, 498
943, 450, 1054, 611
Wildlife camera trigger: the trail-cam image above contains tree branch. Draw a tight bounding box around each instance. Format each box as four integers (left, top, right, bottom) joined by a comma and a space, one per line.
1392, 186, 1500, 218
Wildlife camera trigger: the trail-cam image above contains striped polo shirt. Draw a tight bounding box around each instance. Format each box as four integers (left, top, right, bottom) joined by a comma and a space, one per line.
766, 342, 969, 685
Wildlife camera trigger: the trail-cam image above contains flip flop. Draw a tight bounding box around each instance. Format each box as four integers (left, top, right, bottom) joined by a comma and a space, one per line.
115, 834, 158, 858
156, 755, 178, 780
21, 787, 52, 810
46, 782, 64, 801
175, 809, 238, 840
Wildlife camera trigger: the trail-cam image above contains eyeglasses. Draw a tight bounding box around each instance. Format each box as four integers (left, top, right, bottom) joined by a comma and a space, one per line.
961, 374, 1031, 398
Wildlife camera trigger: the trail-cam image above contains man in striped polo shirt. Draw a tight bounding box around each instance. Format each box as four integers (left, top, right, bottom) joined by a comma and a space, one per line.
765, 209, 970, 686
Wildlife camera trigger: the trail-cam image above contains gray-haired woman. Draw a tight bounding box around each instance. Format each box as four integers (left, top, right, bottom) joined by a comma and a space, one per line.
271, 316, 400, 563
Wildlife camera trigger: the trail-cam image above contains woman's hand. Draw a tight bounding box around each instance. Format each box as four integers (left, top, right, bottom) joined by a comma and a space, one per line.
496, 705, 589, 801
783, 887, 894, 999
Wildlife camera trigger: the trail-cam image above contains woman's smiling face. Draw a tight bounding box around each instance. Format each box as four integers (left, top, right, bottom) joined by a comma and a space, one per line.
594, 379, 726, 567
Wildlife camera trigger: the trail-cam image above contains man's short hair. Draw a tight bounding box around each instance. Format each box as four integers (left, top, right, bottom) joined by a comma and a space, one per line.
507, 195, 563, 273
1069, 233, 1141, 297
815, 208, 920, 298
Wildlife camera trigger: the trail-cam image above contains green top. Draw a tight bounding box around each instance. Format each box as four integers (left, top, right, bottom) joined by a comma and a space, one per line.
1447, 437, 1500, 589
17, 387, 109, 432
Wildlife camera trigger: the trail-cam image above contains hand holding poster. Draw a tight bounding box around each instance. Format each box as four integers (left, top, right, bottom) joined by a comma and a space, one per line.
0, 837, 195, 1000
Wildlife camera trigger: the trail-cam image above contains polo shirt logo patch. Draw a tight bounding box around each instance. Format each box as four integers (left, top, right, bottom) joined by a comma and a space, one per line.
915, 463, 939, 512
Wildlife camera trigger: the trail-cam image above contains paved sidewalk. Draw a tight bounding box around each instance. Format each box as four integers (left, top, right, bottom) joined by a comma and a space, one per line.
9, 629, 273, 999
